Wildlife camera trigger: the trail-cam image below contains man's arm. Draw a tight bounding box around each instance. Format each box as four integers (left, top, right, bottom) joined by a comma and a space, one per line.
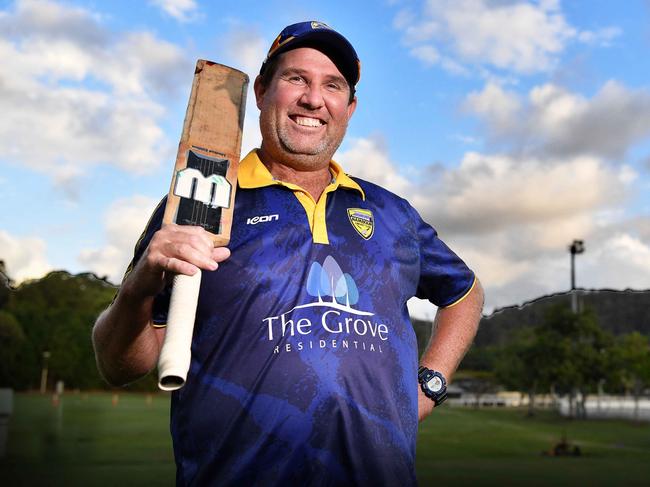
91, 225, 229, 386
418, 278, 484, 421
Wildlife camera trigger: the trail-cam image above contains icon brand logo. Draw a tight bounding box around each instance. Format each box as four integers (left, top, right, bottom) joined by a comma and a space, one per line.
247, 214, 279, 225
347, 208, 374, 240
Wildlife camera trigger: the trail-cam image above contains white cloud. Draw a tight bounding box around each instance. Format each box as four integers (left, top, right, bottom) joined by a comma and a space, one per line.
394, 0, 619, 75
149, 0, 199, 23
413, 152, 628, 236
407, 298, 438, 322
0, 230, 51, 283
464, 81, 650, 159
581, 233, 650, 290
464, 82, 521, 131
217, 26, 269, 156
474, 229, 650, 313
78, 195, 159, 283
409, 45, 440, 66
577, 26, 622, 46
0, 0, 191, 190
222, 28, 268, 77
336, 137, 411, 197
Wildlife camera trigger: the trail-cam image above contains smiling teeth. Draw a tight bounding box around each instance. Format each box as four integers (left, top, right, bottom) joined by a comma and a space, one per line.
295, 116, 322, 127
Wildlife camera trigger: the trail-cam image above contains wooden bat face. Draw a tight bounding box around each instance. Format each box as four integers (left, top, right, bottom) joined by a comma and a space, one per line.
163, 60, 249, 247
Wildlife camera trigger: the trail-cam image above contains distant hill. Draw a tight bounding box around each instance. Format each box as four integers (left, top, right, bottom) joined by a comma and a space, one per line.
475, 288, 650, 347
411, 289, 650, 355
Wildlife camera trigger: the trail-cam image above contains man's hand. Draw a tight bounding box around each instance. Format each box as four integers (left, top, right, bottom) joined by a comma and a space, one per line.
418, 388, 435, 422
126, 224, 231, 301
92, 224, 230, 386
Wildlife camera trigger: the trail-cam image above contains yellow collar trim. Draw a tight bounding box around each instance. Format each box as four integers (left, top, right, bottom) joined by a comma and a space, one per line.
238, 149, 365, 200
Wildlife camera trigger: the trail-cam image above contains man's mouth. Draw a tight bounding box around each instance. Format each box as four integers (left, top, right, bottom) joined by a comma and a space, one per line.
291, 115, 324, 127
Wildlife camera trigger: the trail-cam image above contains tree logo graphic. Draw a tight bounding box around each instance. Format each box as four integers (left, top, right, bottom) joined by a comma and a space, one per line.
273, 255, 373, 317
306, 255, 359, 307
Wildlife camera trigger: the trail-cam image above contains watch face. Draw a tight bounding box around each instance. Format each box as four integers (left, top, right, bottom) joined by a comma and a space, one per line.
427, 376, 443, 393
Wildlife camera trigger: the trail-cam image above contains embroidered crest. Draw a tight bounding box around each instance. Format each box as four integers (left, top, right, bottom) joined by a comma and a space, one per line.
347, 208, 374, 240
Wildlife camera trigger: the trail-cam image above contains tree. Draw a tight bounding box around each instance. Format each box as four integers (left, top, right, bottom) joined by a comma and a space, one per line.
7, 271, 117, 390
494, 326, 554, 416
0, 310, 26, 387
608, 332, 650, 421
492, 305, 611, 418
0, 260, 12, 309
459, 345, 499, 372
535, 306, 611, 419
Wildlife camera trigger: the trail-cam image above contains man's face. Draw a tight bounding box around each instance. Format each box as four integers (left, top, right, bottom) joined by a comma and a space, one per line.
255, 47, 357, 170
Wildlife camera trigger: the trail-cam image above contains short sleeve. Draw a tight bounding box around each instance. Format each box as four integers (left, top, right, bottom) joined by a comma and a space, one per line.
120, 197, 171, 326
411, 205, 476, 308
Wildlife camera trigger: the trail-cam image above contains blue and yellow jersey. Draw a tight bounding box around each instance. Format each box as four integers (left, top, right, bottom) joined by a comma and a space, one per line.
130, 150, 475, 486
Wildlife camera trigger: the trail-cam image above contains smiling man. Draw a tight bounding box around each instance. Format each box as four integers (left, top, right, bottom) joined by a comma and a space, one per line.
93, 21, 483, 486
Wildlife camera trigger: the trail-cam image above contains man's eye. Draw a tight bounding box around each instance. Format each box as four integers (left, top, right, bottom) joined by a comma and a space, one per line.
287, 75, 305, 84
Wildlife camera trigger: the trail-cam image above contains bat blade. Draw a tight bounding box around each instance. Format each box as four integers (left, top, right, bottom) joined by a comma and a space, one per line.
157, 60, 248, 391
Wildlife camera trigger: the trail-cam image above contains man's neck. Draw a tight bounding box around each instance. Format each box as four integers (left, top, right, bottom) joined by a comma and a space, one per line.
258, 148, 333, 201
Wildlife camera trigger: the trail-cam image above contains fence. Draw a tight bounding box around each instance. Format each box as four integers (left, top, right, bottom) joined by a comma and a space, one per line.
558, 395, 650, 421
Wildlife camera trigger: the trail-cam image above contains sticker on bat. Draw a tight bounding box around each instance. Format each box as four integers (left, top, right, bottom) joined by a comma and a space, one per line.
174, 167, 232, 208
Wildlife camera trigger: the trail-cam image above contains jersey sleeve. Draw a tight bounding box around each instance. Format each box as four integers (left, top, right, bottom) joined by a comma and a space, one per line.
120, 196, 171, 326
410, 204, 476, 308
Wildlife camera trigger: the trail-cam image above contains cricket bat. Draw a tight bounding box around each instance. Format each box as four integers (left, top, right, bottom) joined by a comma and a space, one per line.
157, 60, 248, 391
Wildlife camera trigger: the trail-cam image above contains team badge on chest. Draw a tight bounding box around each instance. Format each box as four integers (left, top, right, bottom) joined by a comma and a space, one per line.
347, 208, 374, 240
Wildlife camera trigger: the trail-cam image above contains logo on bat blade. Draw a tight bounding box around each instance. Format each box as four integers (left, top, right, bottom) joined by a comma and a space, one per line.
174, 168, 232, 208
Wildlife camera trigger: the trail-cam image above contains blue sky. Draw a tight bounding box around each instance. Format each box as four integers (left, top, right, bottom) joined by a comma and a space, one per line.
1, 0, 649, 317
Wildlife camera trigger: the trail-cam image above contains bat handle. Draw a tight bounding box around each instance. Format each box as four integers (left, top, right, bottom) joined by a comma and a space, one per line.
157, 271, 202, 391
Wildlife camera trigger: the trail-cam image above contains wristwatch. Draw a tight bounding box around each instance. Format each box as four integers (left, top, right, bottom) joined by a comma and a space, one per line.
418, 366, 448, 406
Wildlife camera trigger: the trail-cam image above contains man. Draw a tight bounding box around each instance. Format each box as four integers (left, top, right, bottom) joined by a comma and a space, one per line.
93, 21, 483, 486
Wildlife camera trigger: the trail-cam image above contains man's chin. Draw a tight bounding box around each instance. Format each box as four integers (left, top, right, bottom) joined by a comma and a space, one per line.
279, 138, 332, 158
274, 142, 337, 170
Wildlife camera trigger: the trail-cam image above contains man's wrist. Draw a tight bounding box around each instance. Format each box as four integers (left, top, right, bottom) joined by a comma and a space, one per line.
418, 366, 448, 407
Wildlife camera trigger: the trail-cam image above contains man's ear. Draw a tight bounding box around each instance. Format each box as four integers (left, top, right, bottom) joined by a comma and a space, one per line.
346, 95, 357, 120
254, 75, 266, 110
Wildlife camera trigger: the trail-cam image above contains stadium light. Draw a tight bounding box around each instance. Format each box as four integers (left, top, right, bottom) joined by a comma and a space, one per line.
569, 240, 585, 313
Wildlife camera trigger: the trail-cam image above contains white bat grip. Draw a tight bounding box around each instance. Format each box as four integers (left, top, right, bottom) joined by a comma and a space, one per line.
157, 271, 202, 391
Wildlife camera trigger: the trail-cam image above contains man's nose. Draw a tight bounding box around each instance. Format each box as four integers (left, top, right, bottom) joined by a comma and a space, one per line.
299, 84, 325, 109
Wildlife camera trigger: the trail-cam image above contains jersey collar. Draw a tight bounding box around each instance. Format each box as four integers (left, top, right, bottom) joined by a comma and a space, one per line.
238, 149, 365, 200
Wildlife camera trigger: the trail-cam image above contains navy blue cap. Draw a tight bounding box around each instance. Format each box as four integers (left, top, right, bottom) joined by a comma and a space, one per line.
260, 21, 361, 88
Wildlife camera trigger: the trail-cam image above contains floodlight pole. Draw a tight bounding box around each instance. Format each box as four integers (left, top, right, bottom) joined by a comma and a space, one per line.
569, 240, 585, 313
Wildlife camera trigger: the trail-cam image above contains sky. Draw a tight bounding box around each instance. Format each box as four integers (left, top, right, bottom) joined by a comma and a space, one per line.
1, 0, 650, 319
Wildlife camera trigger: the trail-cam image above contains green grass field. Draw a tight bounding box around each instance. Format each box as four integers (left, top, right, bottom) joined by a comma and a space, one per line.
1, 393, 649, 486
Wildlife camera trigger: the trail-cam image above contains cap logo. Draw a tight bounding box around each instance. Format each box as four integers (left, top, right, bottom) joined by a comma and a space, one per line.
310, 21, 332, 30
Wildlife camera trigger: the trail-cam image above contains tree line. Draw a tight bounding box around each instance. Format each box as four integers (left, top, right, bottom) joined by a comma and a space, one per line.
458, 305, 650, 419
0, 264, 157, 391
2, 263, 649, 409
